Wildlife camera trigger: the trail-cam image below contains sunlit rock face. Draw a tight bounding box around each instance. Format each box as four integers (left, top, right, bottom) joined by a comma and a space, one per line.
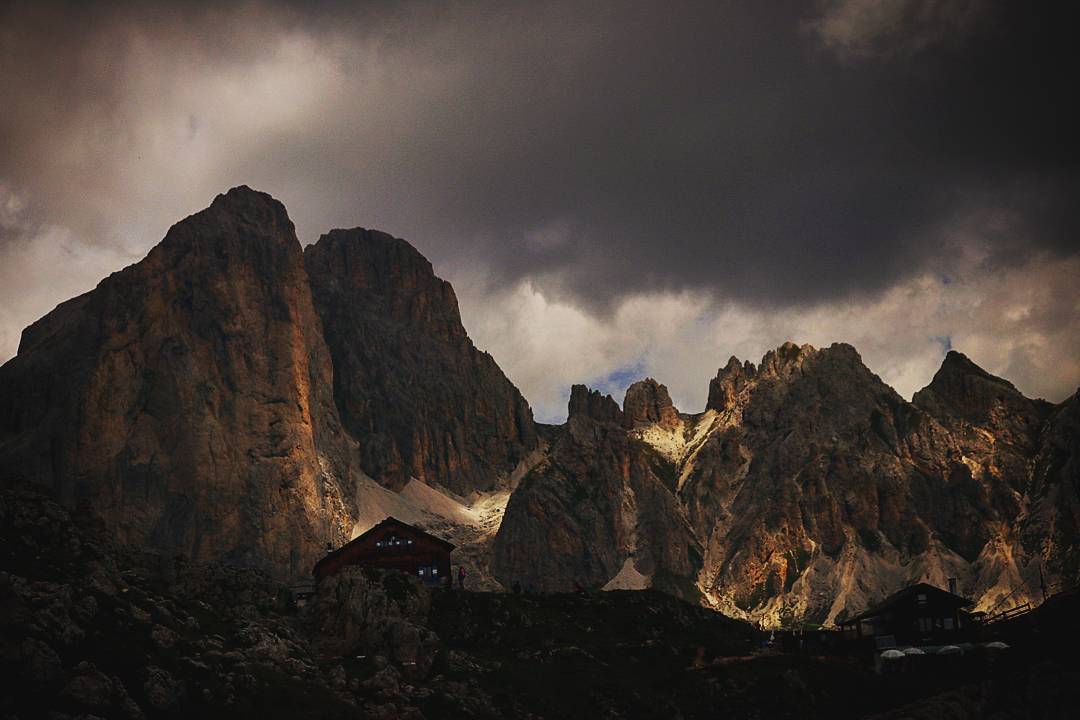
622, 378, 681, 431
0, 185, 1074, 622
688, 343, 1078, 625
0, 187, 537, 580
492, 384, 703, 600
496, 342, 1079, 626
912, 352, 1079, 600
1023, 391, 1080, 583
304, 229, 537, 496
0, 187, 357, 578
681, 342, 980, 626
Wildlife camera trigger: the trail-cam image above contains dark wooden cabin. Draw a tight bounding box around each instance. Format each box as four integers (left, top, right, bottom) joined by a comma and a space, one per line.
312, 517, 454, 587
839, 582, 974, 648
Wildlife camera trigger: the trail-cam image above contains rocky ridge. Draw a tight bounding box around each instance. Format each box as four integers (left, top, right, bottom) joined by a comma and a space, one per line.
304, 229, 537, 495
494, 343, 1080, 626
0, 188, 356, 578
0, 187, 537, 581
0, 186, 1076, 629
494, 384, 702, 600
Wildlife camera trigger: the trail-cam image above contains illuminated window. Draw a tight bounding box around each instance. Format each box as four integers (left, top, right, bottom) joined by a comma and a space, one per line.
432, 567, 438, 575
418, 568, 425, 576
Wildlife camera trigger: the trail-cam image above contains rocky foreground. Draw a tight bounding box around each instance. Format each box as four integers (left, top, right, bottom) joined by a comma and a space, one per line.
4, 489, 1079, 720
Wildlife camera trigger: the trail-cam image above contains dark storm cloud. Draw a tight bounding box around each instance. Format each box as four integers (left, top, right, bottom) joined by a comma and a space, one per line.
1, 0, 1078, 418
438, 0, 1080, 309
3, 1, 1076, 308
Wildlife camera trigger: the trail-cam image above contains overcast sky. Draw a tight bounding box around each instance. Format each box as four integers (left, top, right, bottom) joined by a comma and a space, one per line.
1, 0, 1077, 422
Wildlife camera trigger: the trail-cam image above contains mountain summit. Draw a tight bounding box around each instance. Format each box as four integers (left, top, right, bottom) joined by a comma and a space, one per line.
495, 343, 1080, 624
0, 188, 537, 578
1, 188, 1076, 624
304, 228, 537, 495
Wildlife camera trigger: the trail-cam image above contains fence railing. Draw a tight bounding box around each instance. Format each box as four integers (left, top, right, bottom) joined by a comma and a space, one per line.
982, 602, 1032, 625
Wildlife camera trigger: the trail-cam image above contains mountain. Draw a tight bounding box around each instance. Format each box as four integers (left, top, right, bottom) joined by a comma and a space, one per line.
493, 383, 702, 600
1023, 391, 1080, 583
1, 186, 1075, 624
0, 187, 537, 579
494, 343, 1080, 625
0, 187, 355, 578
304, 229, 537, 495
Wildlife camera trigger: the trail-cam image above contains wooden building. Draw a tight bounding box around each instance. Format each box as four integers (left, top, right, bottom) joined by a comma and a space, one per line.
312, 517, 454, 587
839, 582, 974, 648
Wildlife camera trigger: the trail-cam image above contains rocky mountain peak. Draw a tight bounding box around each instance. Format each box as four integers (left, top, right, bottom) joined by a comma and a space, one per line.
757, 341, 816, 378
209, 183, 282, 215
706, 356, 756, 412
705, 342, 825, 413
0, 186, 541, 576
304, 226, 537, 494
912, 349, 1049, 459
0, 186, 355, 579
913, 350, 1034, 425
567, 384, 623, 424
305, 228, 466, 343
622, 378, 681, 429
937, 351, 1026, 398
160, 185, 295, 251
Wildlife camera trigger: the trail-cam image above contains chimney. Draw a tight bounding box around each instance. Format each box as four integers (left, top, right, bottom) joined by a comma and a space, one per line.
948, 577, 958, 595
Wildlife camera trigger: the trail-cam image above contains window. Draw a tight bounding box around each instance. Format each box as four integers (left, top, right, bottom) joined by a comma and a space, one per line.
418, 568, 425, 576
432, 567, 438, 575
917, 593, 927, 607
943, 618, 954, 630
407, 539, 413, 545
918, 617, 933, 632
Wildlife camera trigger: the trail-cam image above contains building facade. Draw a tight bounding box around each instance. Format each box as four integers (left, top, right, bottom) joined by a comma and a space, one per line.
839, 582, 974, 648
313, 517, 454, 587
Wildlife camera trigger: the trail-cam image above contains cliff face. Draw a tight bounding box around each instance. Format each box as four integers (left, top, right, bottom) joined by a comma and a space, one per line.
680, 343, 1013, 625
0, 187, 356, 578
0, 188, 536, 579
1022, 391, 1080, 583
493, 383, 702, 600
494, 343, 1080, 625
303, 229, 537, 495
1, 186, 1075, 622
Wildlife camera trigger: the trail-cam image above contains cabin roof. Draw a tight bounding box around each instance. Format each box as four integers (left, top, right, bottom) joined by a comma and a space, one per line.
841, 582, 973, 624
312, 516, 455, 575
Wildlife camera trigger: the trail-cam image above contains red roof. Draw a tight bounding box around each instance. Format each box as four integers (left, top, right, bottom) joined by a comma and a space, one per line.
312, 516, 455, 576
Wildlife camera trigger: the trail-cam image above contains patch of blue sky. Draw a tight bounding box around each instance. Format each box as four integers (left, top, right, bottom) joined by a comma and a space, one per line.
930, 335, 953, 353
536, 360, 649, 424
